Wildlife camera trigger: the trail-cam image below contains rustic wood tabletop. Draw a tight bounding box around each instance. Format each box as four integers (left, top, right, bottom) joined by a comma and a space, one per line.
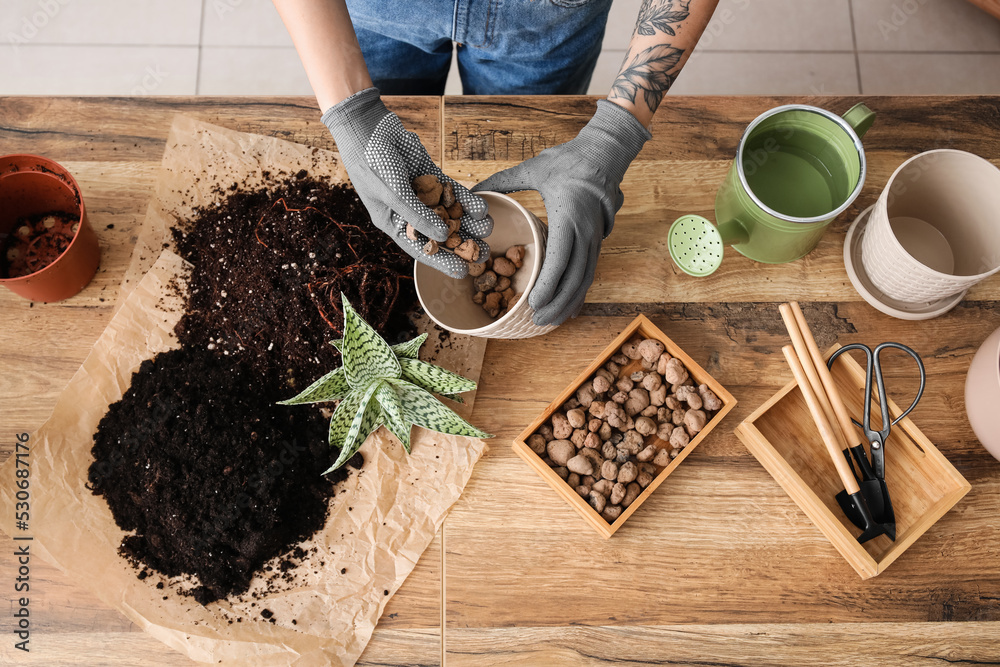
1, 95, 999, 665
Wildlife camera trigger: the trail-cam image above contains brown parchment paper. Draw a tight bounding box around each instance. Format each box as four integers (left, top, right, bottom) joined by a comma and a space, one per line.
0, 114, 493, 666
0, 249, 486, 665
118, 113, 486, 419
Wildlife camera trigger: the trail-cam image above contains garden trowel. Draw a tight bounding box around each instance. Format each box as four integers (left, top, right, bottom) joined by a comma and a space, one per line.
839, 443, 894, 541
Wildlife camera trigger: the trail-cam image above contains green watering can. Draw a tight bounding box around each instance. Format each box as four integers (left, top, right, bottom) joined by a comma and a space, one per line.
669, 103, 876, 276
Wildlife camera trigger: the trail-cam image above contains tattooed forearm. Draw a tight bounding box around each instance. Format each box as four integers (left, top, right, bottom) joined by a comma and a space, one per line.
609, 44, 684, 111
607, 0, 718, 127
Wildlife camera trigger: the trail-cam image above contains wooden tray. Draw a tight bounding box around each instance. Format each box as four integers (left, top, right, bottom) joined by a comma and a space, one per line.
513, 314, 737, 538
735, 345, 970, 579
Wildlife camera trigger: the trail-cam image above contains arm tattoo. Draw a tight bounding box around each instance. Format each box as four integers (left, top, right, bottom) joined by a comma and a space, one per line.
609, 44, 685, 111
609, 0, 691, 113
636, 0, 690, 36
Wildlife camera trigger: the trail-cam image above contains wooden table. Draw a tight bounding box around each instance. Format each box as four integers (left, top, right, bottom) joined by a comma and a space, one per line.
1, 95, 999, 665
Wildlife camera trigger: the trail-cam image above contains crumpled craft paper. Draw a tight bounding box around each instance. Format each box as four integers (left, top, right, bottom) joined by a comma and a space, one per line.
0, 115, 490, 666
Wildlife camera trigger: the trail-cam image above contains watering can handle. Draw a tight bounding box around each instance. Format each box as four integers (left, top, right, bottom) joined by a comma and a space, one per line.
842, 103, 875, 138
716, 217, 749, 246
715, 176, 750, 245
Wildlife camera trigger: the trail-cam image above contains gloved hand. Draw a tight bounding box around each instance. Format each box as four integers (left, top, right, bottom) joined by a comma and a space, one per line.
322, 87, 492, 278
473, 100, 651, 326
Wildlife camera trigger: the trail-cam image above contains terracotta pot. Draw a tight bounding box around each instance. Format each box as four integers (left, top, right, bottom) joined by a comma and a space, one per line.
0, 154, 99, 302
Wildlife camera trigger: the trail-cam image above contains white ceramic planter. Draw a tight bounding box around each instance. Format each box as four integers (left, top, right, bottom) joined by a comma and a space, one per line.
861, 150, 1000, 305
415, 191, 556, 339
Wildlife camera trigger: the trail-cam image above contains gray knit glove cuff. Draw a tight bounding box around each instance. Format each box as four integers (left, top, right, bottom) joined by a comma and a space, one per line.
322, 87, 491, 278
471, 100, 650, 326
572, 99, 653, 187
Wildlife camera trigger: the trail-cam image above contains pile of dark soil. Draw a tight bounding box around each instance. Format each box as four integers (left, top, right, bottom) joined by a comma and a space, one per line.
172, 172, 417, 392
90, 173, 419, 605
88, 347, 362, 605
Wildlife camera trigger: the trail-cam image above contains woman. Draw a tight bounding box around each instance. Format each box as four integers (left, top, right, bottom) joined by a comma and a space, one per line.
274, 0, 719, 325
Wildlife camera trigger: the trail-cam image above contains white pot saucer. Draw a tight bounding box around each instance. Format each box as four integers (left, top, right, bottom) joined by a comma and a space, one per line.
844, 205, 966, 321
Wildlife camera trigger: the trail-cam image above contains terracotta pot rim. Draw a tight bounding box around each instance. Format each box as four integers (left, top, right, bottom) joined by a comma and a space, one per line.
0, 154, 87, 284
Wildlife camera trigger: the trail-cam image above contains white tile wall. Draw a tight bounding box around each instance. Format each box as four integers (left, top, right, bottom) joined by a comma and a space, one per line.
852, 0, 1000, 52
591, 0, 1000, 96
198, 46, 311, 94
0, 0, 998, 96
445, 47, 461, 96
603, 0, 645, 51
678, 0, 855, 52
200, 0, 293, 47
859, 52, 1000, 93
0, 0, 203, 45
1, 45, 198, 95
669, 51, 860, 95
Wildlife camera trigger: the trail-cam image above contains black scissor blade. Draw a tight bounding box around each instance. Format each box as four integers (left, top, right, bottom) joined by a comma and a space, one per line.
860, 479, 894, 540
866, 438, 895, 538
848, 444, 877, 481
872, 478, 896, 540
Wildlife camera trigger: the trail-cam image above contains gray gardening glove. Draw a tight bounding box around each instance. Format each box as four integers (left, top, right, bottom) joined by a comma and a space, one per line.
322, 87, 491, 278
473, 100, 651, 326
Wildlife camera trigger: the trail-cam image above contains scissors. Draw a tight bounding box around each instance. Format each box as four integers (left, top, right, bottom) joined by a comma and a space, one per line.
827, 342, 926, 539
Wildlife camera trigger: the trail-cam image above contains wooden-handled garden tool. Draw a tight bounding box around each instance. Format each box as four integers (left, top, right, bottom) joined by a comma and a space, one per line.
780, 302, 896, 540
781, 345, 888, 543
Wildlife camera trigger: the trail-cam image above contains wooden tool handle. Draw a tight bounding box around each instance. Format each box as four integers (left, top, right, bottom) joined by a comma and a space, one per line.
789, 302, 863, 449
778, 303, 847, 451
782, 345, 861, 494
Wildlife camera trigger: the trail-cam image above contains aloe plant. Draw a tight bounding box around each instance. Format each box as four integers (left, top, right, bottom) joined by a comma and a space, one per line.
279, 295, 491, 473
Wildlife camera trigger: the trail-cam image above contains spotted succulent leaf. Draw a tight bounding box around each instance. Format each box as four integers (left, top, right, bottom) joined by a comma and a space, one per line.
376, 383, 412, 452
391, 380, 492, 439
277, 367, 349, 405
328, 381, 381, 472
392, 333, 428, 359
326, 388, 364, 459
285, 294, 491, 476
362, 397, 385, 439
375, 382, 404, 430
399, 357, 477, 396
341, 295, 400, 386
332, 333, 426, 361
384, 416, 412, 453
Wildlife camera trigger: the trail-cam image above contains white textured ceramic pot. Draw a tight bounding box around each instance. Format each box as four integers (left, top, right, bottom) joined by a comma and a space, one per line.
861, 149, 1000, 305
966, 325, 1000, 462
415, 191, 556, 339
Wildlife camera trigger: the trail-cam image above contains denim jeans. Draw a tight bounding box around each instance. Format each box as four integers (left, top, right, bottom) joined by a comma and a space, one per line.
346, 0, 614, 95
